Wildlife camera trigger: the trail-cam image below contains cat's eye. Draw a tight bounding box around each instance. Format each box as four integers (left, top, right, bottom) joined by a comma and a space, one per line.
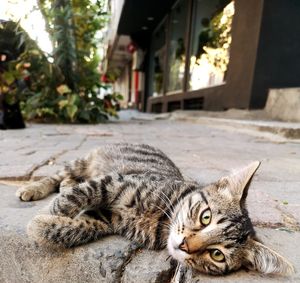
200, 208, 211, 226
209, 249, 225, 262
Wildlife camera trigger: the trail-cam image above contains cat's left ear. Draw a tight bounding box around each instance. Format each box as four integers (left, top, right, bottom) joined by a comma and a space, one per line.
218, 161, 260, 203
243, 239, 294, 275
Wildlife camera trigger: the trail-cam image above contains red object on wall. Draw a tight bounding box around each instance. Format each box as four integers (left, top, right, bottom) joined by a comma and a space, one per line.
101, 74, 107, 83
134, 71, 139, 104
127, 42, 137, 53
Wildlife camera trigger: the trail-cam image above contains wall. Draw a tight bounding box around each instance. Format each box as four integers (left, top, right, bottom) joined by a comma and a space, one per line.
113, 64, 131, 108
250, 0, 300, 108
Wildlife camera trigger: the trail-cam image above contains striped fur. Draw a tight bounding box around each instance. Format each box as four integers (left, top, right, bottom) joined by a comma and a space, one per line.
17, 143, 294, 276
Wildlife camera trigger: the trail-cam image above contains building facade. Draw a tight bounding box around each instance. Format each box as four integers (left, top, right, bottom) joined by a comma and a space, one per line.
102, 0, 300, 113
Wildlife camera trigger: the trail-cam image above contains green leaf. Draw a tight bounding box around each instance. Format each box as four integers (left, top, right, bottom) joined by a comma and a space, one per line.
69, 94, 80, 105
3, 72, 15, 85
58, 99, 69, 109
56, 84, 71, 95
66, 104, 78, 120
116, 94, 124, 100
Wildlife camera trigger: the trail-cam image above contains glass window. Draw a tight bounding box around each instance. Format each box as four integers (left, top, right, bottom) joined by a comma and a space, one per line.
150, 21, 167, 97
166, 0, 188, 93
188, 0, 234, 91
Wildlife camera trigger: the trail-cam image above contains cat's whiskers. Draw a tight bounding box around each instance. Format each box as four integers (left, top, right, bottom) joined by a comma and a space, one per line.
150, 189, 174, 213
148, 190, 174, 218
160, 190, 175, 212
153, 204, 173, 222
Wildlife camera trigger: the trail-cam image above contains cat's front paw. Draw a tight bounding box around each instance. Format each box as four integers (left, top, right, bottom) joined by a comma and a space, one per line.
27, 214, 51, 243
16, 185, 44, 201
27, 214, 65, 247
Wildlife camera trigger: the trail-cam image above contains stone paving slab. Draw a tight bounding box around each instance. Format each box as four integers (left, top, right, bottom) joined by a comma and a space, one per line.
1, 112, 300, 282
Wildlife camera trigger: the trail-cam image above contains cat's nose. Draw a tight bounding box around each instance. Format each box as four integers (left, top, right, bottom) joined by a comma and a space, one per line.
179, 237, 189, 253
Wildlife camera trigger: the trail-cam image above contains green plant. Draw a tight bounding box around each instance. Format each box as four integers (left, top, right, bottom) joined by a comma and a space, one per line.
1, 1, 122, 123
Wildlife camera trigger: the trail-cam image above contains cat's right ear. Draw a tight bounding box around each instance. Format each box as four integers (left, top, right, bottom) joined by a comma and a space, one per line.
243, 239, 294, 275
217, 161, 260, 204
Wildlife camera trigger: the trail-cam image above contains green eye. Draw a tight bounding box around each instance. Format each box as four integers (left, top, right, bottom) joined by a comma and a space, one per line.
210, 249, 225, 262
200, 208, 211, 226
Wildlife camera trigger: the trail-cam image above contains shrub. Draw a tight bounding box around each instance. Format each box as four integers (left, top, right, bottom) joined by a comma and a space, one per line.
0, 1, 122, 123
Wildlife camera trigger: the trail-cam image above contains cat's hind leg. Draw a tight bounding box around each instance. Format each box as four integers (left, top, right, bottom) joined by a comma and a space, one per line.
58, 157, 88, 194
59, 177, 81, 194
49, 175, 114, 218
27, 214, 112, 248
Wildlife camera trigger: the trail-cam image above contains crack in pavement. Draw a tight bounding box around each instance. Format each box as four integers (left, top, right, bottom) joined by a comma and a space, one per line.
253, 220, 300, 232
0, 136, 88, 182
275, 205, 300, 231
28, 135, 88, 180
156, 259, 177, 283
114, 246, 141, 283
27, 149, 69, 180
0, 179, 29, 187
115, 247, 176, 283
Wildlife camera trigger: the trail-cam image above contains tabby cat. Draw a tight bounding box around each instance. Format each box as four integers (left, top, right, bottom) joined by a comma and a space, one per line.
16, 143, 293, 276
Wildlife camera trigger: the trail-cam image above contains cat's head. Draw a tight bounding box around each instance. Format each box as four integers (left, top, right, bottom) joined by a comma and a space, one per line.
168, 161, 294, 276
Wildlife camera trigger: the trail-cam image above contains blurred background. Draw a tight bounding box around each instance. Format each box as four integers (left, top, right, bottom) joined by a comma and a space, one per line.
1, 0, 300, 129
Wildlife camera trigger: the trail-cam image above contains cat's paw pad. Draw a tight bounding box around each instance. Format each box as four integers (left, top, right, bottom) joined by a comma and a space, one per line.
16, 185, 43, 201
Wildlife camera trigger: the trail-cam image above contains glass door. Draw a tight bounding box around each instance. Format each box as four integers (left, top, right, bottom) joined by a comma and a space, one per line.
166, 0, 189, 94
188, 0, 234, 91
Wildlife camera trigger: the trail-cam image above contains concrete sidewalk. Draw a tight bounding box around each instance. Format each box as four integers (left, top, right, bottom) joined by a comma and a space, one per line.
0, 110, 299, 282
